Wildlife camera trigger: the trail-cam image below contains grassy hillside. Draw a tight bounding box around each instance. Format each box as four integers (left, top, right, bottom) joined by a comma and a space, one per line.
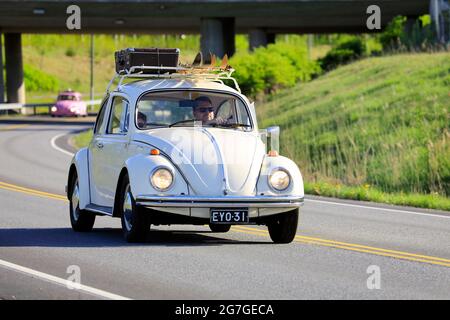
21, 34, 329, 103
22, 34, 202, 103
22, 34, 331, 103
258, 52, 450, 209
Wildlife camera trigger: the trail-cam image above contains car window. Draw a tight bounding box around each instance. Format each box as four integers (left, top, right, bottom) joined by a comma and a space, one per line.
136, 90, 252, 130
123, 104, 130, 133
93, 97, 109, 135
216, 100, 235, 122
58, 95, 76, 101
235, 99, 251, 127
107, 96, 129, 134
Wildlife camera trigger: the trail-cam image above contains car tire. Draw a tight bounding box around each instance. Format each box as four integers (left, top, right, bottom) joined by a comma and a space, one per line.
267, 209, 299, 244
119, 174, 150, 243
69, 174, 96, 232
209, 224, 231, 233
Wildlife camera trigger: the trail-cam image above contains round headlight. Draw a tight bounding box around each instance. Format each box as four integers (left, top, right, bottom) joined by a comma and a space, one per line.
150, 167, 173, 191
269, 169, 290, 191
51, 106, 57, 112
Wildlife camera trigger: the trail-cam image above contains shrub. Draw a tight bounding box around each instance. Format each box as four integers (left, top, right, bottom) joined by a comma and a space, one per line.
24, 64, 60, 92
336, 38, 365, 56
65, 47, 76, 57
379, 16, 406, 49
230, 43, 321, 97
318, 49, 358, 71
319, 37, 365, 71
379, 15, 439, 51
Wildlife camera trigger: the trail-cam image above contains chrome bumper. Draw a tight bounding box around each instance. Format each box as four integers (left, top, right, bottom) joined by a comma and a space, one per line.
135, 195, 304, 208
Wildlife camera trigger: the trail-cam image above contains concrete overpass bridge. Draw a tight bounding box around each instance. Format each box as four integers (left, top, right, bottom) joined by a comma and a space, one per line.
0, 0, 432, 106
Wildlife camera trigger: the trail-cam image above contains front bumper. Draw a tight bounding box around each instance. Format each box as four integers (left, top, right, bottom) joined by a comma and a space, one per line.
135, 195, 304, 208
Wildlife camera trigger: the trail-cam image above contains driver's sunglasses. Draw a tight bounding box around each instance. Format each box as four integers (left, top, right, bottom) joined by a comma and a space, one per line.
197, 107, 214, 113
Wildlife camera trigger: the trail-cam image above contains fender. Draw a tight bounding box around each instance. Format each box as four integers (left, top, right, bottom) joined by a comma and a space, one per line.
69, 147, 91, 210
256, 155, 304, 197
124, 153, 189, 198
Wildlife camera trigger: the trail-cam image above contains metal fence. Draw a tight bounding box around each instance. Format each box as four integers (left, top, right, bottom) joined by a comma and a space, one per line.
0, 100, 102, 115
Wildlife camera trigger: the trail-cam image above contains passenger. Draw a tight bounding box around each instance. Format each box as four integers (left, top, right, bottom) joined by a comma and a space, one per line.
137, 111, 147, 129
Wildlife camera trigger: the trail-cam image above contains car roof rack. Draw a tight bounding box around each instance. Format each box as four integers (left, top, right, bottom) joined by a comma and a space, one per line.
106, 54, 241, 94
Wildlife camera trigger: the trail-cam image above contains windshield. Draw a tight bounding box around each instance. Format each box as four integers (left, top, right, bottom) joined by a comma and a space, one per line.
136, 90, 252, 131
58, 95, 78, 101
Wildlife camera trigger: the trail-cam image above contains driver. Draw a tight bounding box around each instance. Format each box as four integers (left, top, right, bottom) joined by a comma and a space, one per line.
192, 96, 226, 125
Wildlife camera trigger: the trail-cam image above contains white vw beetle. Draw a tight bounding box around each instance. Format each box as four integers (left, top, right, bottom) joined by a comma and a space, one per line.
67, 52, 304, 243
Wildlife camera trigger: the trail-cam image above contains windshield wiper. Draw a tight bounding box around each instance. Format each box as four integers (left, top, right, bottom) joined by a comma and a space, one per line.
146, 122, 169, 127
211, 123, 252, 128
168, 119, 196, 127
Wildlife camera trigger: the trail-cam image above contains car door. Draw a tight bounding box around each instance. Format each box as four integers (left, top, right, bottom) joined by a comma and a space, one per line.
90, 94, 131, 208
89, 96, 110, 207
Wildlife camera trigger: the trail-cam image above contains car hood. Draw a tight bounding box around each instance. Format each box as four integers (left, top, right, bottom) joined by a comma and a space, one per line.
133, 127, 266, 196
56, 101, 77, 108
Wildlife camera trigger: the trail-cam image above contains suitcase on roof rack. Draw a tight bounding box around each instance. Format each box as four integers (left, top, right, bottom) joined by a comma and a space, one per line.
115, 48, 180, 74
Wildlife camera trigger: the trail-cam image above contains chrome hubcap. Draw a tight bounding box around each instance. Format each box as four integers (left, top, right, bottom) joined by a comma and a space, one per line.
71, 181, 80, 221
123, 184, 133, 231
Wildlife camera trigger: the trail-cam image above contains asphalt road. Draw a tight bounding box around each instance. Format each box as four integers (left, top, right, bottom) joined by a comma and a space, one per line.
0, 120, 449, 300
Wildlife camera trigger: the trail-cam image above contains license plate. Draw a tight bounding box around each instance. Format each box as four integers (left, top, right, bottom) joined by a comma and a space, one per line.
210, 208, 249, 224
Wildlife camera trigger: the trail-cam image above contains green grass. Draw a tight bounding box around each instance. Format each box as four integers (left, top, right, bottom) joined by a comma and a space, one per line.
257, 52, 450, 210
71, 129, 92, 149
305, 181, 450, 211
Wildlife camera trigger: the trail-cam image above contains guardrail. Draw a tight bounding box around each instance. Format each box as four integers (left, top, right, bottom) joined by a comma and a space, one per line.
0, 100, 102, 115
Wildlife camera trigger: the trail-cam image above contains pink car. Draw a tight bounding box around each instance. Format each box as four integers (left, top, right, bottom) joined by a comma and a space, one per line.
51, 91, 88, 117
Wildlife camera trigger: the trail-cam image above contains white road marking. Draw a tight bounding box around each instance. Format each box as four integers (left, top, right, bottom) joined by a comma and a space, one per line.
307, 198, 450, 219
0, 258, 131, 300
50, 133, 75, 157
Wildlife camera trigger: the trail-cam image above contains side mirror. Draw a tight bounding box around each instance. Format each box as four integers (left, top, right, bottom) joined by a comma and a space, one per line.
260, 126, 280, 155
267, 126, 280, 136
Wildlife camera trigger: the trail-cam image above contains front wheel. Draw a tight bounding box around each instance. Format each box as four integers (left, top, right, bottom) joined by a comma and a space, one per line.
119, 174, 150, 242
209, 224, 231, 233
70, 175, 96, 232
267, 209, 299, 244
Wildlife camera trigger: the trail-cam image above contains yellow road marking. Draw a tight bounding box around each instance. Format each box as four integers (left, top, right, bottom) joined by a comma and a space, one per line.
236, 225, 450, 262
0, 181, 67, 202
1, 179, 449, 268
0, 124, 29, 131
232, 226, 450, 268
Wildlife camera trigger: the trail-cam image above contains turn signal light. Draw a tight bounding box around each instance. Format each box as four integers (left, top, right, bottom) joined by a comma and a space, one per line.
150, 149, 160, 155
268, 150, 279, 157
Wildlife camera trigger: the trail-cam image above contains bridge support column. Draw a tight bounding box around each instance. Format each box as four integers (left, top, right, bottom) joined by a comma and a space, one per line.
249, 29, 275, 51
404, 17, 416, 37
430, 0, 450, 43
0, 34, 5, 104
5, 33, 27, 114
200, 18, 235, 59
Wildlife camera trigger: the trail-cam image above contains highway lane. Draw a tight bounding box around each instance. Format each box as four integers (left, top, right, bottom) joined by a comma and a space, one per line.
0, 121, 449, 299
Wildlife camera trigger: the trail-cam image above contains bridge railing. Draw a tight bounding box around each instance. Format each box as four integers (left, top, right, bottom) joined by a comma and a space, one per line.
0, 100, 102, 115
